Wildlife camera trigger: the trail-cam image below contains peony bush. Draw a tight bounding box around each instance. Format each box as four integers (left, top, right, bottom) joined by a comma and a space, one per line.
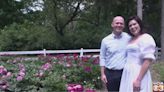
0, 54, 102, 92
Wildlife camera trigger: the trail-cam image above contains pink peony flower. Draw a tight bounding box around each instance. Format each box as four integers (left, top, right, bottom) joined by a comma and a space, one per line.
81, 57, 89, 62
19, 71, 25, 77
18, 64, 25, 69
1, 85, 8, 90
0, 81, 9, 90
38, 72, 44, 77
34, 71, 44, 78
1, 72, 12, 79
13, 60, 17, 63
20, 68, 25, 72
67, 86, 73, 91
6, 72, 12, 77
16, 76, 23, 81
92, 57, 99, 65
41, 63, 52, 71
66, 63, 72, 67
67, 84, 83, 92
84, 66, 92, 72
0, 66, 5, 73
0, 66, 7, 75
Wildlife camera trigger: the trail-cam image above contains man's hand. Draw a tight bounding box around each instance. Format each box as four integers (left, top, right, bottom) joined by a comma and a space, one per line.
101, 74, 107, 83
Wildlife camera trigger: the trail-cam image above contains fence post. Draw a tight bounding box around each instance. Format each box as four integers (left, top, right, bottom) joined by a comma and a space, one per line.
43, 49, 46, 56
155, 47, 157, 59
80, 48, 83, 57
155, 47, 161, 60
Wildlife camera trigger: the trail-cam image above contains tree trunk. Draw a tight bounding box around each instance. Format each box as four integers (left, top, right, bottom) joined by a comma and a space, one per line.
161, 0, 164, 60
137, 0, 143, 20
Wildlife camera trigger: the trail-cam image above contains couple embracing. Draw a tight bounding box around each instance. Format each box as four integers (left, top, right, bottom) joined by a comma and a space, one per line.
100, 15, 156, 92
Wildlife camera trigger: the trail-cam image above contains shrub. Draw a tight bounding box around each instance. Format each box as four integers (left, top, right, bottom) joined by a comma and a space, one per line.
0, 54, 102, 91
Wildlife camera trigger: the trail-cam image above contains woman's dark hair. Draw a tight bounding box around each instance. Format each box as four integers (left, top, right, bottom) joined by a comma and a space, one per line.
126, 16, 146, 37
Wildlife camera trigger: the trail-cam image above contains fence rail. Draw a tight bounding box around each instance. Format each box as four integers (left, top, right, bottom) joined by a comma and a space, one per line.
0, 48, 100, 57
155, 47, 161, 60
0, 48, 161, 59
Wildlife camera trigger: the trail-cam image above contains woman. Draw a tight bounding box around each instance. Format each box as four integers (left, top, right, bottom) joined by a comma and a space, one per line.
119, 16, 156, 92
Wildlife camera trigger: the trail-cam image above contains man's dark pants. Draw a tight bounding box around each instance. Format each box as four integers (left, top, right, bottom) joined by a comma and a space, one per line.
105, 68, 123, 92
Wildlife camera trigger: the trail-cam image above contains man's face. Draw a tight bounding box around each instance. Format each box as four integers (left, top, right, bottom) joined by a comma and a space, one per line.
111, 17, 125, 34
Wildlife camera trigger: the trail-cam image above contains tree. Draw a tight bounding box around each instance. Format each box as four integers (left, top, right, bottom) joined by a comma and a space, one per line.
142, 0, 161, 47
43, 0, 85, 36
0, 0, 24, 28
0, 0, 43, 29
137, 0, 143, 20
161, 0, 164, 60
1, 0, 161, 50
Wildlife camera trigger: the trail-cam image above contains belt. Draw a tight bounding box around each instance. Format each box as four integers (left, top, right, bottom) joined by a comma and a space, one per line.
105, 68, 123, 71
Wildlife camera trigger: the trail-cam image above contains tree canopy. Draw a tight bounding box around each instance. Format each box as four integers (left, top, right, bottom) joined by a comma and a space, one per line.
0, 0, 161, 50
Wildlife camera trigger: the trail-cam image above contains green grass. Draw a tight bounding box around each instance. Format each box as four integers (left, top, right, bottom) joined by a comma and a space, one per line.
151, 61, 164, 82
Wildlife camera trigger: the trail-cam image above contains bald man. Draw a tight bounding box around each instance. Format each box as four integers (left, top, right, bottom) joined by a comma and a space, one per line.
99, 16, 131, 91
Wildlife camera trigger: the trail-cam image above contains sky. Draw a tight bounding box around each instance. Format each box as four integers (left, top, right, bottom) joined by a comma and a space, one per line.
15, 0, 44, 13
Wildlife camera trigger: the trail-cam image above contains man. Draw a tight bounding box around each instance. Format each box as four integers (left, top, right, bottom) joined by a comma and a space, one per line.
99, 16, 131, 91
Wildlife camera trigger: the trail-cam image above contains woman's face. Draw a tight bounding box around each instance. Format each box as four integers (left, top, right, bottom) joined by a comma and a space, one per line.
128, 19, 141, 37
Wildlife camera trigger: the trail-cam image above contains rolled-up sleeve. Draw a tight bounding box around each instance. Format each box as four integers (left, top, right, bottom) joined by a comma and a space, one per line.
99, 40, 106, 66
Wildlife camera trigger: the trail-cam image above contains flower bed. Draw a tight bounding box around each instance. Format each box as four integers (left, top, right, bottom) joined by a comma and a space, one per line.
0, 54, 102, 92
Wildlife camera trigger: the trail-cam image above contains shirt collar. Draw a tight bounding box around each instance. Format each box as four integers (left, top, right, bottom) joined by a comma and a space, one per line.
112, 32, 123, 39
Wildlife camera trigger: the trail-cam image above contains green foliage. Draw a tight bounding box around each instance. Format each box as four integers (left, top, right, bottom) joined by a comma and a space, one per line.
0, 21, 57, 51
55, 26, 109, 49
0, 0, 161, 50
152, 61, 164, 82
0, 58, 66, 91
0, 20, 109, 50
0, 0, 24, 28
143, 0, 161, 47
0, 0, 42, 29
0, 55, 102, 91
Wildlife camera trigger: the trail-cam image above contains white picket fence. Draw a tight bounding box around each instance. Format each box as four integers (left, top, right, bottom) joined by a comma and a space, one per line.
0, 48, 100, 57
0, 47, 161, 59
155, 47, 161, 60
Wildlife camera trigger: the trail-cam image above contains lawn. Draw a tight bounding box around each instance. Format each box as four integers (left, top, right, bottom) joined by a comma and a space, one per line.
151, 61, 164, 82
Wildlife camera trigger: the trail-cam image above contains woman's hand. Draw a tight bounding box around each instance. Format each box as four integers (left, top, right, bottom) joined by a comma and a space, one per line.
133, 79, 141, 92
